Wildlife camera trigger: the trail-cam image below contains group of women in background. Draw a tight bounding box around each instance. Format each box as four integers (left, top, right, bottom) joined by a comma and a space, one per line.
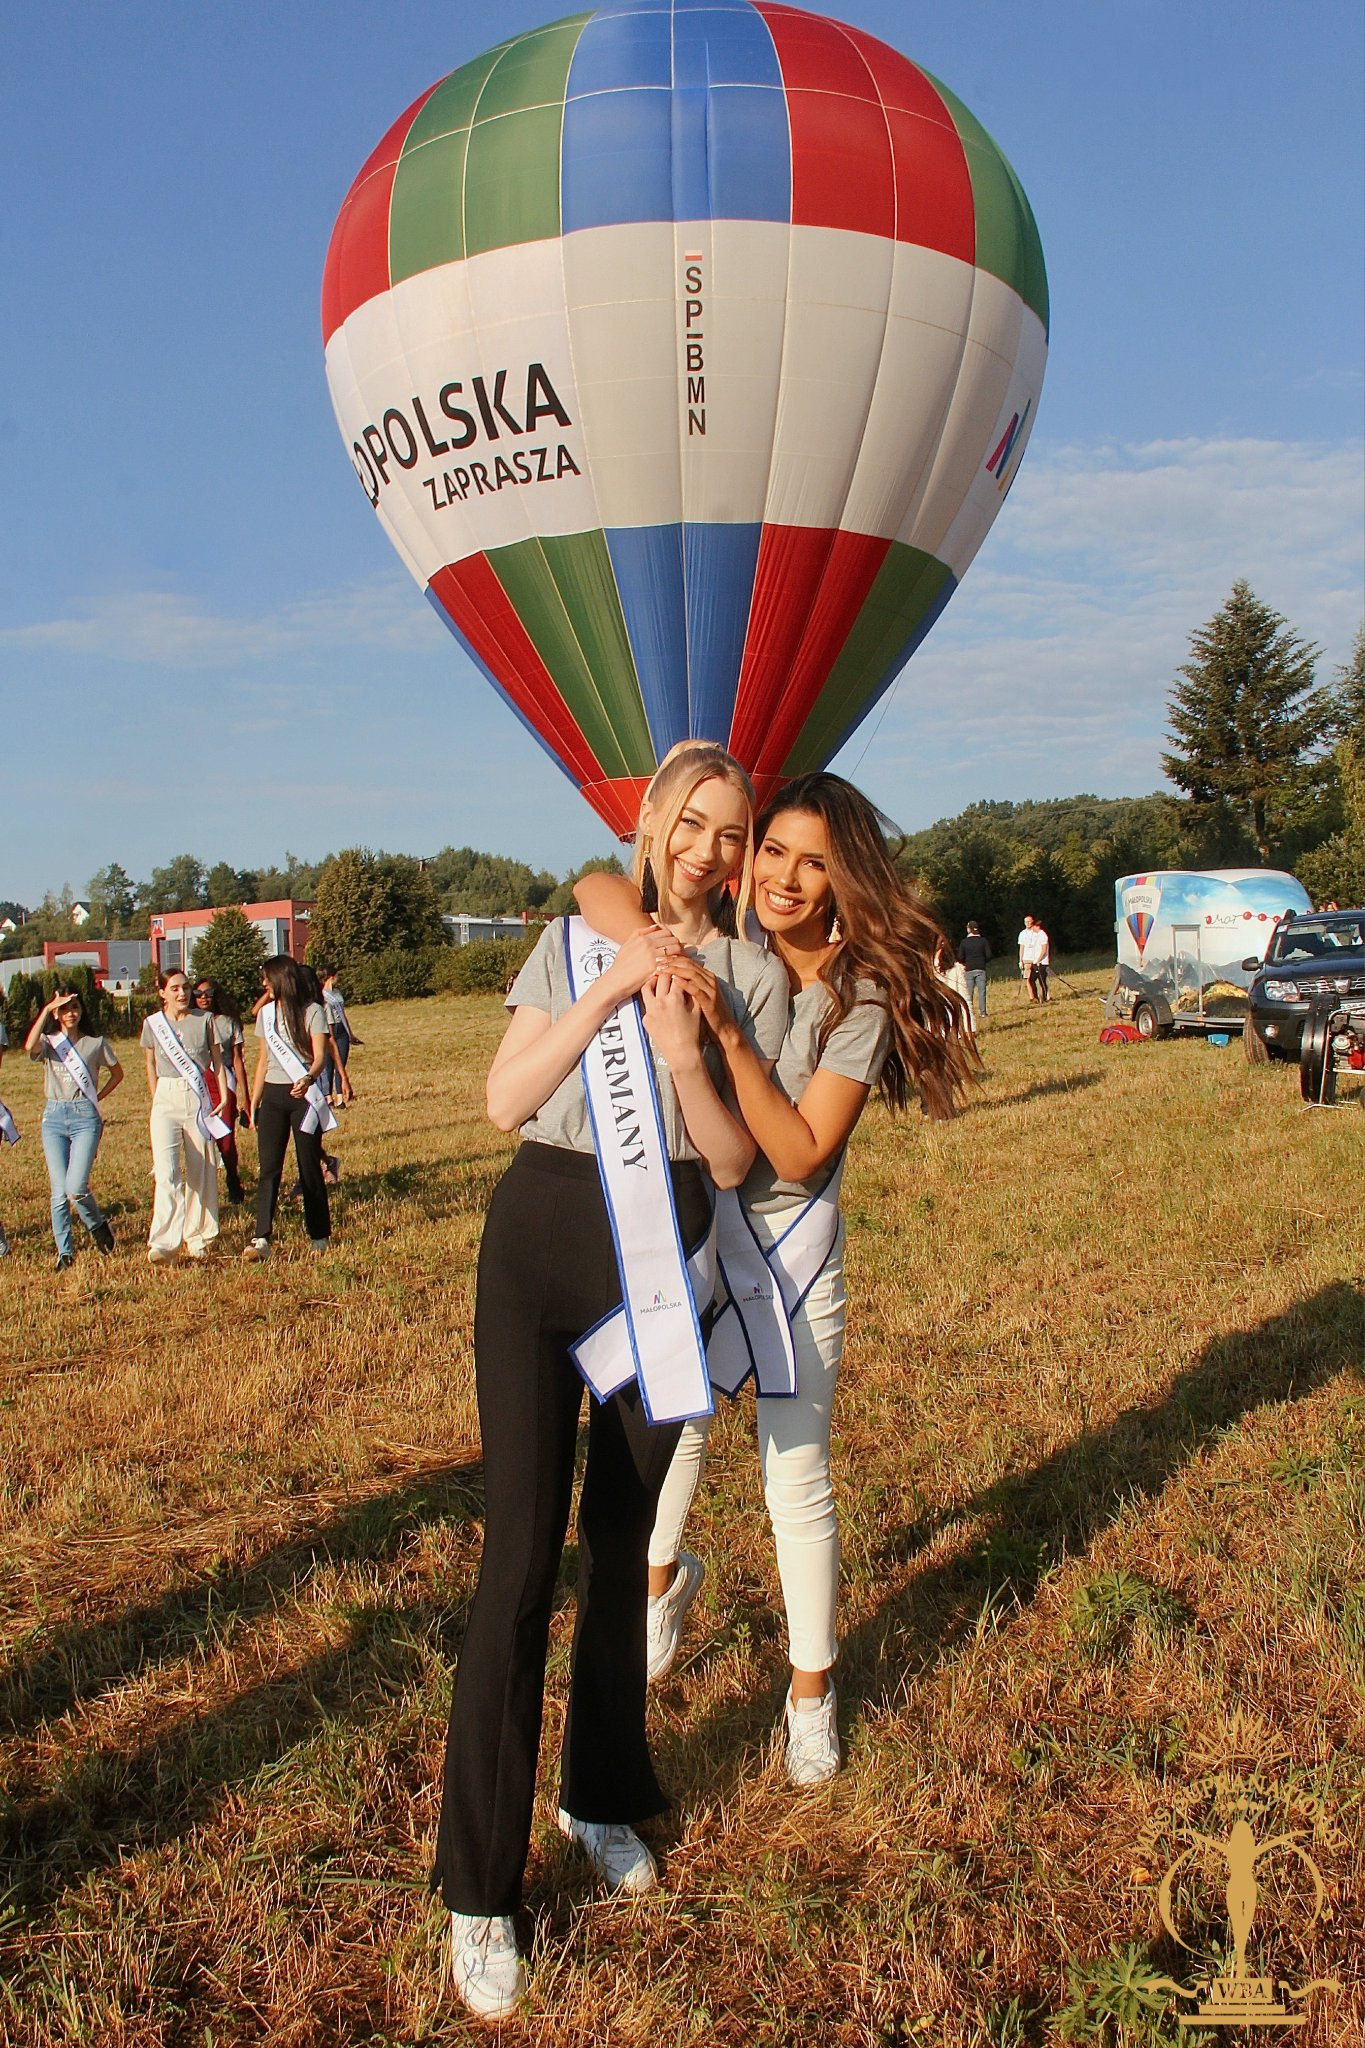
0, 961, 357, 1271
439, 743, 976, 2020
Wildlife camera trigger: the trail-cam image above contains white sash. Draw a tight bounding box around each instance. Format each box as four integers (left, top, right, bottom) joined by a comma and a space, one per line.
148, 1012, 231, 1141
708, 1156, 845, 1398
0, 1098, 18, 1145
47, 1032, 100, 1108
262, 1003, 338, 1135
564, 916, 713, 1426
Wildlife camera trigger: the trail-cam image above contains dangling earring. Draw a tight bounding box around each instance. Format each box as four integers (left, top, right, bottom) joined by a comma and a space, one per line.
828, 908, 843, 944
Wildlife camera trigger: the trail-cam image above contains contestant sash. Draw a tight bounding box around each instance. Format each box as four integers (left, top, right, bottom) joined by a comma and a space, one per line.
261, 1004, 338, 1135
47, 1032, 100, 1108
148, 1013, 231, 1141
564, 916, 713, 1425
707, 1156, 846, 1398
0, 1097, 17, 1145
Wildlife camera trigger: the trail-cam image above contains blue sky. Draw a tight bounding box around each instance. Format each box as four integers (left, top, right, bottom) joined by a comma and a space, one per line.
3, 1, 1361, 905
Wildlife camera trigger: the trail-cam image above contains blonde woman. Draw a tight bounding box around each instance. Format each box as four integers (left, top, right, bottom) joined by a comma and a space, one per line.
434, 744, 787, 2020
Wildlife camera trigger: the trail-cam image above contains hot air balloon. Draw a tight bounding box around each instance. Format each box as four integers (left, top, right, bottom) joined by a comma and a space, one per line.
1122, 877, 1162, 962
322, 0, 1048, 835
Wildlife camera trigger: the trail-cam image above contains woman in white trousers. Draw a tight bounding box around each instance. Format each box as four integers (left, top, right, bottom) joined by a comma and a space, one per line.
140, 967, 227, 1263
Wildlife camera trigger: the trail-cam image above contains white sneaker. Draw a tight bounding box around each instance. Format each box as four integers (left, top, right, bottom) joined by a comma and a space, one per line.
448, 1912, 525, 2020
240, 1237, 271, 1262
646, 1551, 705, 1683
557, 1810, 658, 1895
784, 1683, 841, 1786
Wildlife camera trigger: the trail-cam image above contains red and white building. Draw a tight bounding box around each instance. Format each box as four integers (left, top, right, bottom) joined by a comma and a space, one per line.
149, 900, 313, 974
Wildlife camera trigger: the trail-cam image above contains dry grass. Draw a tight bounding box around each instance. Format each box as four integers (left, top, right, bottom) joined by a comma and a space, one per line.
0, 966, 1361, 2046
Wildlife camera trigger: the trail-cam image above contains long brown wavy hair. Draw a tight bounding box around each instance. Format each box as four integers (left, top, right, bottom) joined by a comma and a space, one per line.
756, 773, 978, 1119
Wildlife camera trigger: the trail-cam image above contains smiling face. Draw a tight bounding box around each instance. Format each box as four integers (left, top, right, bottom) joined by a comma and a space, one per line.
161, 973, 191, 1018
753, 808, 835, 946
55, 998, 83, 1032
659, 774, 751, 910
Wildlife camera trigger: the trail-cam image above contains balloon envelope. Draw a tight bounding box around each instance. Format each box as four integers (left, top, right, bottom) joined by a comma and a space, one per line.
323, 0, 1048, 835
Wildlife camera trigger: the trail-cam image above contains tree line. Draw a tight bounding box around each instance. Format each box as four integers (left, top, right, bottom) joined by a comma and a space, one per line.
5, 582, 1359, 983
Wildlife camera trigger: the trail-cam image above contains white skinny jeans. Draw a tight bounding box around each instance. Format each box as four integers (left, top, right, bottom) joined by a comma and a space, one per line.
649, 1218, 848, 1672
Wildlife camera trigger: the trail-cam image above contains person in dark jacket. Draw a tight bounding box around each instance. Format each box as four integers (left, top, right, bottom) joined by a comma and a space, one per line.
958, 922, 992, 1020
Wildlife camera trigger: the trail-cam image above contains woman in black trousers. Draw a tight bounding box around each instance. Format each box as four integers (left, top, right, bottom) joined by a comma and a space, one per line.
241, 955, 331, 1260
434, 744, 789, 2020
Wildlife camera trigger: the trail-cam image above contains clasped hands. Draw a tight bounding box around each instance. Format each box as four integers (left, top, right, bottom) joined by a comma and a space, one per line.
599, 923, 734, 1064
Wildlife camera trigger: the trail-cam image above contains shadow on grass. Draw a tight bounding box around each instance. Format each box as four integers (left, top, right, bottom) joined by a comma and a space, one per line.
970, 1071, 1105, 1111
0, 1461, 490, 1913
330, 1154, 508, 1228
655, 1279, 1365, 1799
0, 1463, 488, 1741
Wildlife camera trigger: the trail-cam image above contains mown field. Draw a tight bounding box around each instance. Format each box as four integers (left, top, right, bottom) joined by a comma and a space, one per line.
0, 966, 1361, 2047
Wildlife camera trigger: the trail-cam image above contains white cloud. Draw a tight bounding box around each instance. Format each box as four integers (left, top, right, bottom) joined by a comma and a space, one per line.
5, 435, 1360, 839
844, 435, 1364, 822
0, 576, 442, 666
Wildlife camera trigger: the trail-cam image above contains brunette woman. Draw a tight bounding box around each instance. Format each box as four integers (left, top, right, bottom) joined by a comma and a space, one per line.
141, 967, 229, 1264
27, 988, 123, 1269
243, 955, 332, 1260
582, 773, 976, 1784
435, 744, 787, 2020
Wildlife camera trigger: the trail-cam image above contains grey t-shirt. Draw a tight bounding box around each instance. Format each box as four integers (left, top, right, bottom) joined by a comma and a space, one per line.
508, 920, 789, 1161
255, 1000, 326, 1084
32, 1032, 118, 1102
141, 1010, 216, 1078
741, 977, 892, 1215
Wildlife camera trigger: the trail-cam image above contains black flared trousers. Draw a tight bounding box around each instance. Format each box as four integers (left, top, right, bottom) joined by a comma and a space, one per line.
432, 1142, 710, 1916
254, 1082, 330, 1243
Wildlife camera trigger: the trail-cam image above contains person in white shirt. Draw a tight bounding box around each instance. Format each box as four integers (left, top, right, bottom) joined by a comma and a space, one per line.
1017, 915, 1051, 1002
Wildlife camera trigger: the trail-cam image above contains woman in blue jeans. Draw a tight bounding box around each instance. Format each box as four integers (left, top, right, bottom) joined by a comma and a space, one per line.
26, 989, 123, 1270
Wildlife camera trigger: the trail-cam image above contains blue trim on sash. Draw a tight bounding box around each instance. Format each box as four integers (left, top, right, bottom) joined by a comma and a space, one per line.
562, 916, 713, 1424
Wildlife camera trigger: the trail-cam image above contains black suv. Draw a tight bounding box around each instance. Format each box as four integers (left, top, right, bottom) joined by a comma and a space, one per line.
1244, 910, 1365, 1061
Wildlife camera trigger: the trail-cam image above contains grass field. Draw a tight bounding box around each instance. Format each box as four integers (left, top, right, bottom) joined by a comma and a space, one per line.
0, 964, 1361, 2046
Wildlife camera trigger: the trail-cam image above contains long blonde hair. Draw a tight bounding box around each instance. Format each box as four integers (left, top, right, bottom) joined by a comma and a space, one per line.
633, 742, 756, 933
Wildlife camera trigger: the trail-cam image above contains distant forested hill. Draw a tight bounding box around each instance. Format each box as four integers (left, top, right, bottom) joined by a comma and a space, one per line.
897, 793, 1199, 953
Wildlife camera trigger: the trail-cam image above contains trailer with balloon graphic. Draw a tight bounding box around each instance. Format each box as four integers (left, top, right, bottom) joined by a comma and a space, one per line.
321, 0, 1048, 829
1108, 869, 1313, 1040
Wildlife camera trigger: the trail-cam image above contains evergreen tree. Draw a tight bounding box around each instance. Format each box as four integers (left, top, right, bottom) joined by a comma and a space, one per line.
1297, 626, 1365, 906
1327, 622, 1365, 741
189, 907, 267, 1014
1162, 581, 1334, 863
